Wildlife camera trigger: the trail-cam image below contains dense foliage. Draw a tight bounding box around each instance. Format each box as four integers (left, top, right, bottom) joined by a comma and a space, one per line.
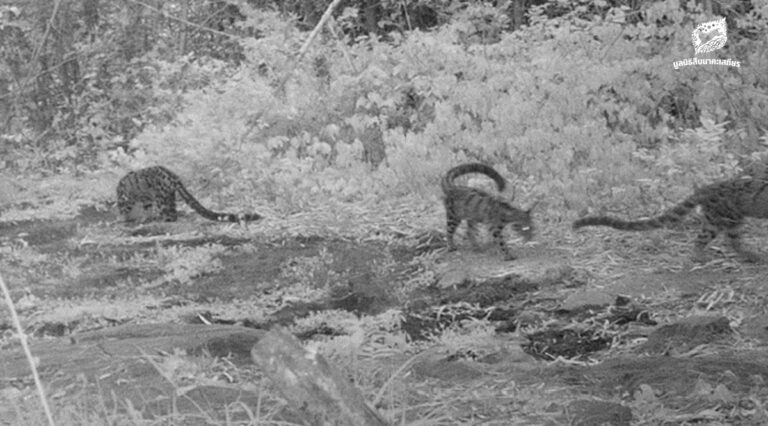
1, 0, 767, 219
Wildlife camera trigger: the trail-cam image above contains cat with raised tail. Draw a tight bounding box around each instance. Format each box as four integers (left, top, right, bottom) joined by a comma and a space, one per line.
442, 163, 535, 260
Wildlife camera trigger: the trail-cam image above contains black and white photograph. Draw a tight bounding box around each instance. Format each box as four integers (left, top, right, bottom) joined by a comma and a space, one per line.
0, 0, 766, 424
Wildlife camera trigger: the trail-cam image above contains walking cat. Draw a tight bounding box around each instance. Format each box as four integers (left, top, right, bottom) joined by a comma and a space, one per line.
442, 163, 534, 260
573, 175, 768, 262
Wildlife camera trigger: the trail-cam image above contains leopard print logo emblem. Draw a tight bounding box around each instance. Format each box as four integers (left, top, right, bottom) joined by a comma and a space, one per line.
692, 17, 727, 55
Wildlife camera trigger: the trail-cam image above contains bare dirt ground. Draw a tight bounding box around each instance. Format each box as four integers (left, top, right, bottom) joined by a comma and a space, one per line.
3, 206, 768, 424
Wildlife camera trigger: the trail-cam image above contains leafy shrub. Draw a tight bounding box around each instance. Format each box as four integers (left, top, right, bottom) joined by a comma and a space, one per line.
7, 2, 767, 222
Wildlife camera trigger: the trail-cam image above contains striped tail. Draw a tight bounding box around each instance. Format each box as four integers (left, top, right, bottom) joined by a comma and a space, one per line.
175, 180, 262, 223
441, 163, 506, 194
573, 197, 698, 231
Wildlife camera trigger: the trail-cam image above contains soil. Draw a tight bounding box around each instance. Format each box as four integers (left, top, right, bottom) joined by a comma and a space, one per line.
2, 206, 768, 424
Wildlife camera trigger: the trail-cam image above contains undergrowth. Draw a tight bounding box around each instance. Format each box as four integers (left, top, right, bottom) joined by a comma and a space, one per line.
3, 2, 768, 424
3, 4, 765, 224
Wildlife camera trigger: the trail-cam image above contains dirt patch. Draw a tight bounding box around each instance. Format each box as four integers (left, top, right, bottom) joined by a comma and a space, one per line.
4, 207, 768, 423
0, 208, 411, 312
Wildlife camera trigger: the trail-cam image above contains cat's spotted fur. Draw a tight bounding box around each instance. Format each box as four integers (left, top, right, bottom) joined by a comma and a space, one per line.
117, 166, 262, 223
442, 163, 534, 260
573, 175, 768, 262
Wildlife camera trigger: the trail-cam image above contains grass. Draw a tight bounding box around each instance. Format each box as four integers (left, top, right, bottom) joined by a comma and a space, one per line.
5, 171, 768, 424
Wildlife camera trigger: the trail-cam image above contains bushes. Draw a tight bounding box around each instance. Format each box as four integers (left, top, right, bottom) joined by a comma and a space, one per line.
4, 2, 768, 221
122, 3, 767, 218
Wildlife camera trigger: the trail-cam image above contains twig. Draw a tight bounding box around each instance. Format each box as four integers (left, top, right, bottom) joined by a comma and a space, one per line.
326, 16, 357, 73
276, 0, 344, 95
297, 0, 345, 62
125, 0, 235, 40
28, 0, 62, 77
0, 274, 55, 425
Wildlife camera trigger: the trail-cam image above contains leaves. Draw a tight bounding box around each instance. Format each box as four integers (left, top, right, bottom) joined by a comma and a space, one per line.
1, 2, 765, 224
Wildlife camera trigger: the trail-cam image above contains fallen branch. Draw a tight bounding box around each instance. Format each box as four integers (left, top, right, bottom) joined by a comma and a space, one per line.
251, 326, 389, 426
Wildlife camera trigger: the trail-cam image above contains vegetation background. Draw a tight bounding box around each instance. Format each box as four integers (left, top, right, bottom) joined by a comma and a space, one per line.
2, 0, 768, 424
2, 0, 765, 223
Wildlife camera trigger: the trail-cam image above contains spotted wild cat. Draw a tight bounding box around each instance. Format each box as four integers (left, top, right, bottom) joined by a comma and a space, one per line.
441, 163, 534, 260
116, 166, 262, 224
573, 175, 768, 262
